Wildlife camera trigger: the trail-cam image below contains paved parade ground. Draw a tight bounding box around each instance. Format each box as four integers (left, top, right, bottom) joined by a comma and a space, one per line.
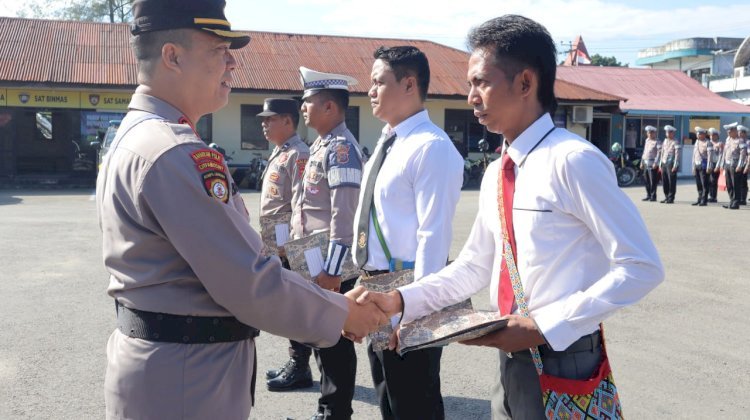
1, 182, 749, 419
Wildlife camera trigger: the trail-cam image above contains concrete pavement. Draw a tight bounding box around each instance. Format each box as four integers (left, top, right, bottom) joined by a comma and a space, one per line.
0, 181, 748, 419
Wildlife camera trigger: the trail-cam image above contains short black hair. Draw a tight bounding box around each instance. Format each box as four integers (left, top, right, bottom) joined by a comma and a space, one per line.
130, 29, 193, 76
467, 15, 558, 114
315, 89, 349, 113
373, 46, 430, 101
282, 112, 300, 128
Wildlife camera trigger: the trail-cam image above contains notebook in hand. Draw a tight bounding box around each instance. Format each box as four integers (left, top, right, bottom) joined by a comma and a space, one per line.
258, 212, 292, 257
284, 231, 359, 281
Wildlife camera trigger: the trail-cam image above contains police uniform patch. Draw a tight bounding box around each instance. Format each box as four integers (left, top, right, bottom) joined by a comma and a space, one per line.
192, 148, 229, 203
267, 185, 280, 198
269, 172, 281, 184
307, 186, 320, 195
358, 232, 367, 248
278, 152, 289, 164
296, 159, 307, 178
336, 144, 350, 164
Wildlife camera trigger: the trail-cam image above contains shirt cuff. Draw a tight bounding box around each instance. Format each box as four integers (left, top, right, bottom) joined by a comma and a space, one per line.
324, 241, 349, 276
396, 281, 427, 324
532, 300, 591, 351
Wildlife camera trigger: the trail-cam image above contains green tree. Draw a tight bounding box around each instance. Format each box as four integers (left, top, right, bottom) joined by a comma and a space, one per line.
17, 0, 133, 23
590, 54, 627, 67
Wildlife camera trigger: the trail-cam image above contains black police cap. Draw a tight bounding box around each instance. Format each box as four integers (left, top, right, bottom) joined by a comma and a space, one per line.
130, 0, 250, 49
257, 99, 300, 117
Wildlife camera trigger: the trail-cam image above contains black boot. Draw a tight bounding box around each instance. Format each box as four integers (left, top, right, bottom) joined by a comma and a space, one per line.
266, 358, 295, 380
267, 359, 313, 391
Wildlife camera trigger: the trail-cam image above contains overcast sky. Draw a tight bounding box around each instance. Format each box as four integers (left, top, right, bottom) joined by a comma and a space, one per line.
1, 0, 748, 67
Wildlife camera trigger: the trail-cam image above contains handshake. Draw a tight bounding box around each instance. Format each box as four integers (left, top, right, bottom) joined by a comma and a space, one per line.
340, 286, 403, 342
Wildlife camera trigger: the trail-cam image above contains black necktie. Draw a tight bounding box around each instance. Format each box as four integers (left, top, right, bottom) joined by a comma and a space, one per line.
354, 132, 397, 268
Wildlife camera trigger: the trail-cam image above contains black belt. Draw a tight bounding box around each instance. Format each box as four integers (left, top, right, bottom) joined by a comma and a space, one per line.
115, 301, 260, 344
512, 330, 601, 359
362, 269, 389, 277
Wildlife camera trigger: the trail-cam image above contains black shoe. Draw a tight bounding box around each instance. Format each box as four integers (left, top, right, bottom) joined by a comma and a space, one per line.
691, 201, 700, 206
267, 360, 313, 391
723, 204, 739, 210
650, 198, 657, 202
666, 200, 674, 204
266, 358, 295, 380
642, 197, 651, 201
708, 198, 717, 203
308, 413, 325, 420
660, 199, 667, 203
740, 201, 747, 206
699, 202, 707, 206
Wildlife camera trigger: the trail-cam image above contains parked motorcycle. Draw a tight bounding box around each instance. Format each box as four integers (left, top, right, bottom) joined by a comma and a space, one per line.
463, 139, 495, 189
228, 152, 266, 190
609, 143, 642, 187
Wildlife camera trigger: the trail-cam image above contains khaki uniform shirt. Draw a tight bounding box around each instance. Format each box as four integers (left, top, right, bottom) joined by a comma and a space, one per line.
291, 122, 362, 276
692, 138, 711, 171
641, 138, 660, 167
721, 136, 747, 170
709, 140, 723, 170
96, 93, 348, 419
660, 138, 681, 168
260, 134, 309, 216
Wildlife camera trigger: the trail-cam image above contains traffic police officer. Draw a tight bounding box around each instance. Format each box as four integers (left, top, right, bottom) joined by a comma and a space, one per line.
659, 125, 680, 203
720, 122, 746, 209
707, 127, 723, 202
255, 98, 317, 391
96, 2, 385, 418
291, 66, 364, 420
640, 125, 660, 201
691, 126, 711, 206
738, 125, 749, 205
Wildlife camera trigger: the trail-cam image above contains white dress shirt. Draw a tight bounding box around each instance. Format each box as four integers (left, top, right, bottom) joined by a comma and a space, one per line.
352, 109, 464, 280
399, 113, 664, 350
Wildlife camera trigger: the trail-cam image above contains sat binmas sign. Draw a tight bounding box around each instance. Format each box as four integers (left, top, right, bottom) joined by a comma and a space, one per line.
7, 89, 81, 108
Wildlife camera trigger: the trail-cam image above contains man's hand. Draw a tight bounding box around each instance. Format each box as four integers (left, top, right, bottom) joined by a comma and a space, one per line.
342, 288, 388, 341
460, 315, 547, 353
672, 166, 678, 173
314, 272, 342, 292
355, 289, 403, 318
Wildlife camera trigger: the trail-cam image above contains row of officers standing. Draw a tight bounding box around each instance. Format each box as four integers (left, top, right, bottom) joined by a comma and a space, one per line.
640, 123, 749, 209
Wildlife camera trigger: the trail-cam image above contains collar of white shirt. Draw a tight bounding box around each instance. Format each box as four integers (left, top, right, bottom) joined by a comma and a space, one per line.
505, 113, 555, 167
382, 109, 430, 141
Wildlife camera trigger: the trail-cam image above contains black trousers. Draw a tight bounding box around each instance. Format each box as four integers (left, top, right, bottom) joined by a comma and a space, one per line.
708, 169, 720, 201
660, 163, 677, 201
741, 170, 749, 203
281, 257, 313, 362
368, 343, 444, 420
313, 278, 357, 420
644, 166, 659, 200
491, 332, 603, 420
725, 166, 742, 207
694, 165, 709, 204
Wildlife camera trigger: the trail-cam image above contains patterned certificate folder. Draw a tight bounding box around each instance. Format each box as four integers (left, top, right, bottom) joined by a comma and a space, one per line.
284, 231, 359, 281
359, 269, 508, 355
259, 212, 292, 257
397, 301, 508, 356
359, 270, 415, 351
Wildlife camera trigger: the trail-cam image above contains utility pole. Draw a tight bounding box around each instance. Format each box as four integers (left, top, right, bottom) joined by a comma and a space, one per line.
560, 40, 577, 66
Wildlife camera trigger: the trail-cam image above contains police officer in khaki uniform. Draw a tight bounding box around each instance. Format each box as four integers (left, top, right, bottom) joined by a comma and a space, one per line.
659, 125, 681, 203
720, 122, 747, 209
291, 66, 364, 420
96, 2, 386, 419
253, 98, 317, 391
738, 125, 749, 205
640, 125, 660, 201
691, 127, 712, 206
707, 127, 723, 202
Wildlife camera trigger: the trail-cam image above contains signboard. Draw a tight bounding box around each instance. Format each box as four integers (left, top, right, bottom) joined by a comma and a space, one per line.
82, 92, 131, 110
0, 88, 6, 106
7, 89, 81, 108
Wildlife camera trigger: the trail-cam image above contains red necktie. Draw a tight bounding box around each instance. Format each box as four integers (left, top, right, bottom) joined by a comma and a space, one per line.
498, 153, 516, 315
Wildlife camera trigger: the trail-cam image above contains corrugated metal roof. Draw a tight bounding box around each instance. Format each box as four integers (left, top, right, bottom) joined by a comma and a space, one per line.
554, 79, 623, 103
557, 66, 750, 114
0, 17, 623, 103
